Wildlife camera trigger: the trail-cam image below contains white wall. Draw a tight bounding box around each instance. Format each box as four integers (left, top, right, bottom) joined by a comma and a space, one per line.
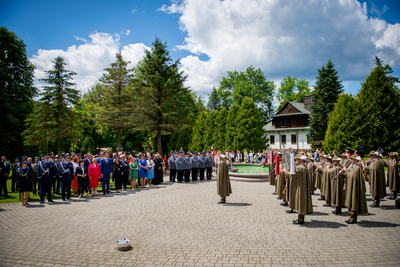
266, 130, 311, 150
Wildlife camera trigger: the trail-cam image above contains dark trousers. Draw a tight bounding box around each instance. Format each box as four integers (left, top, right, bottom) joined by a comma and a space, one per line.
199, 168, 205, 180
40, 181, 52, 201
61, 180, 71, 200
31, 177, 38, 195
170, 169, 176, 182
102, 175, 110, 193
11, 174, 16, 192
177, 170, 184, 183
192, 168, 198, 181
206, 167, 212, 180
78, 179, 85, 195
115, 175, 122, 190
122, 173, 128, 189
348, 208, 358, 222
0, 174, 8, 196
85, 177, 90, 193
184, 169, 191, 182
53, 177, 61, 194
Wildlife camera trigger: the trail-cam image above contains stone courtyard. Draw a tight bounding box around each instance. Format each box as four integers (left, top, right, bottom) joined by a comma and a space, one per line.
0, 175, 399, 267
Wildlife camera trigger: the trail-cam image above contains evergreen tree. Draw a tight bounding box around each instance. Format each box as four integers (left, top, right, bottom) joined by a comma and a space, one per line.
89, 52, 135, 151
189, 111, 208, 151
214, 107, 228, 151
24, 56, 79, 154
203, 110, 218, 151
207, 86, 221, 111
309, 60, 344, 149
0, 27, 37, 158
276, 76, 311, 110
354, 57, 400, 152
225, 103, 240, 149
134, 37, 191, 154
324, 94, 358, 153
236, 97, 265, 151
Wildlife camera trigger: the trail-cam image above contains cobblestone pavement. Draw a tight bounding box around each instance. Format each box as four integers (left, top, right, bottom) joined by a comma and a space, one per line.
0, 174, 399, 267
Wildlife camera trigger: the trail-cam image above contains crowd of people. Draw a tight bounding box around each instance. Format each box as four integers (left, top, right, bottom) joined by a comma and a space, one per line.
266, 149, 399, 224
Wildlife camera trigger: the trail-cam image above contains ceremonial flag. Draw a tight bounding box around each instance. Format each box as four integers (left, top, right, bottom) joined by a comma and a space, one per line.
275, 155, 280, 175
290, 154, 296, 175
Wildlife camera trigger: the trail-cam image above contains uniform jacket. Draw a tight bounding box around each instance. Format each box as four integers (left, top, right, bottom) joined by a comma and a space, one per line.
183, 156, 191, 170
198, 156, 206, 169
59, 162, 74, 181
168, 156, 176, 170
37, 160, 54, 182
190, 156, 199, 168
205, 155, 213, 168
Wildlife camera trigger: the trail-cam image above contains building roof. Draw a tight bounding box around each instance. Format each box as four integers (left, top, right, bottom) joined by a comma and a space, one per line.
263, 122, 309, 132
273, 101, 310, 118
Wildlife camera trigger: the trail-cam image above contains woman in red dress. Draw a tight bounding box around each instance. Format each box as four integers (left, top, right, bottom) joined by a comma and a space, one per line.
88, 158, 101, 196
162, 154, 168, 172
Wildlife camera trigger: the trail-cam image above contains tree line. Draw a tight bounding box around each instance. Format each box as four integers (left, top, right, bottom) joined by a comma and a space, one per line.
1, 26, 399, 159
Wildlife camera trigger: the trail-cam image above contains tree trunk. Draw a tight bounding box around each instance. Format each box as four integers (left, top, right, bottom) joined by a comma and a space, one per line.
157, 127, 162, 154
118, 128, 121, 152
56, 136, 61, 155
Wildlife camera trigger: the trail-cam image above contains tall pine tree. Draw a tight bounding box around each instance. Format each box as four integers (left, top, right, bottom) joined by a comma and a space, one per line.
89, 51, 135, 151
309, 60, 344, 149
324, 94, 358, 153
203, 110, 218, 151
225, 103, 240, 149
24, 56, 79, 154
134, 37, 191, 154
214, 107, 228, 151
189, 111, 207, 151
354, 57, 400, 152
1, 27, 37, 158
236, 97, 265, 151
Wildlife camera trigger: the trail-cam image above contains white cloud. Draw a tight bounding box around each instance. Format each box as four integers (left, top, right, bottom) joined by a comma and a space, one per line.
131, 8, 137, 13
160, 0, 400, 96
121, 29, 130, 35
30, 32, 149, 93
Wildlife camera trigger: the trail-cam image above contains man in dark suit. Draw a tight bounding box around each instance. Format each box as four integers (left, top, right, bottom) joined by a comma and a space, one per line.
0, 156, 10, 197
101, 152, 112, 195
11, 157, 19, 192
37, 154, 54, 204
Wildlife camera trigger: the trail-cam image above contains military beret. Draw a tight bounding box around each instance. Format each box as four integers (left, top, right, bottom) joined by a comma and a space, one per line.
193, 152, 197, 155
186, 152, 190, 155
21, 155, 27, 159
21, 161, 27, 165
200, 152, 205, 155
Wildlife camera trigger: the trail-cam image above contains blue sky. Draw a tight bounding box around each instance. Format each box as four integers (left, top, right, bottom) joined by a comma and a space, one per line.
1, 0, 399, 102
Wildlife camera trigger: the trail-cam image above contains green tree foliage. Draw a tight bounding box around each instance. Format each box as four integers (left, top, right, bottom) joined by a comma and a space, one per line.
276, 76, 311, 110
217, 66, 275, 118
309, 60, 344, 149
189, 111, 208, 151
214, 107, 228, 151
0, 27, 37, 158
225, 103, 240, 149
324, 94, 358, 152
134, 37, 192, 154
354, 57, 400, 152
24, 56, 79, 154
236, 97, 266, 151
89, 51, 135, 151
207, 86, 221, 111
203, 110, 218, 151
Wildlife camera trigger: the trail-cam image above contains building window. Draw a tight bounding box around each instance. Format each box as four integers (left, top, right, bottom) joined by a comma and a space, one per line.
291, 118, 296, 126
281, 135, 286, 144
270, 135, 275, 145
281, 119, 286, 127
291, 134, 296, 144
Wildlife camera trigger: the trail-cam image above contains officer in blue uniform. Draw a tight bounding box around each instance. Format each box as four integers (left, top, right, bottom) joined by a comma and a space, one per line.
101, 152, 112, 195
198, 152, 206, 181
60, 155, 74, 201
191, 152, 199, 181
17, 161, 31, 206
168, 152, 177, 182
37, 154, 54, 204
205, 151, 213, 180
176, 151, 184, 183
184, 152, 192, 183
53, 155, 63, 195
11, 157, 19, 192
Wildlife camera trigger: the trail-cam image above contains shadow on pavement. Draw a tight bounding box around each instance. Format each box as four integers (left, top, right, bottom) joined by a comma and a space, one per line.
223, 203, 252, 206
25, 204, 45, 208
380, 205, 398, 210
305, 220, 348, 228
47, 201, 71, 205
357, 220, 400, 228
308, 211, 329, 216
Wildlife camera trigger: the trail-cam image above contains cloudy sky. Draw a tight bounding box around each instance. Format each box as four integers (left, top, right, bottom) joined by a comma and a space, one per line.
2, 0, 399, 102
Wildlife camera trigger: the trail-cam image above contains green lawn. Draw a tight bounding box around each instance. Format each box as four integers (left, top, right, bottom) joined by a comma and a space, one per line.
0, 178, 141, 204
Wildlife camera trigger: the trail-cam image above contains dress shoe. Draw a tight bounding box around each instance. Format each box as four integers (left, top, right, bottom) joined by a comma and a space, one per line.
293, 220, 304, 224
40, 200, 44, 204
323, 204, 331, 207
286, 209, 295, 213
48, 200, 54, 202
272, 192, 277, 195
387, 197, 394, 200
332, 210, 341, 214
345, 220, 356, 224
280, 203, 288, 206
217, 201, 226, 204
